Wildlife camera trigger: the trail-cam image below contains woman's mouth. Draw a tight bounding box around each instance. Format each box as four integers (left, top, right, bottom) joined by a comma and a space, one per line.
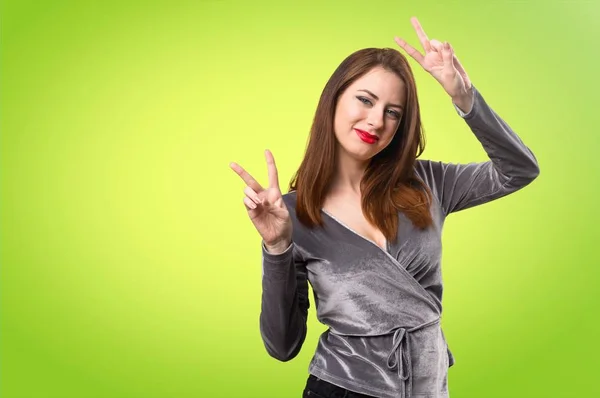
354, 129, 379, 144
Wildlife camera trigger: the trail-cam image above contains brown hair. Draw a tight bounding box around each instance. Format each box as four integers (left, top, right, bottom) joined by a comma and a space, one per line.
289, 48, 433, 241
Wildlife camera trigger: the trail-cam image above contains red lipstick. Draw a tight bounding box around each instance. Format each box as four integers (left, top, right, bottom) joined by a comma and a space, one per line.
354, 129, 379, 144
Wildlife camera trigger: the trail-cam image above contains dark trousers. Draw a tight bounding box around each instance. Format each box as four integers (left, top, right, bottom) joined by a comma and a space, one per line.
302, 375, 378, 398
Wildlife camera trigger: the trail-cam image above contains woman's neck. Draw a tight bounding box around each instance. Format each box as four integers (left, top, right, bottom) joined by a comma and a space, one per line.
329, 150, 369, 196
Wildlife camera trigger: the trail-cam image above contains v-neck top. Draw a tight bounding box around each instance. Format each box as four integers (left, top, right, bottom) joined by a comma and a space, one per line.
259, 86, 540, 398
321, 208, 390, 252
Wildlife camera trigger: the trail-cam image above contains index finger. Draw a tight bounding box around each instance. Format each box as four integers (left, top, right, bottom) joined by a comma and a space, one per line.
410, 17, 432, 53
394, 37, 424, 65
229, 162, 264, 192
264, 149, 280, 190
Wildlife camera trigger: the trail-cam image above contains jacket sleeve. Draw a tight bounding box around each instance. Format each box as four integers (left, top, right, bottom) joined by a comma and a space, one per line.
415, 85, 540, 216
259, 241, 310, 362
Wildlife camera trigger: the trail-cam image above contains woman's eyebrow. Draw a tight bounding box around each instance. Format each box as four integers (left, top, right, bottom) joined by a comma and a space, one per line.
357, 89, 403, 109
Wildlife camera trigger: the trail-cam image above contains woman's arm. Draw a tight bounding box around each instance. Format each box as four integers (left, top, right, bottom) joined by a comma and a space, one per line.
259, 242, 310, 362
416, 86, 539, 215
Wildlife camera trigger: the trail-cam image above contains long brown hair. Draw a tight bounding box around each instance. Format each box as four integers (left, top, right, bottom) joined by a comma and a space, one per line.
289, 48, 433, 241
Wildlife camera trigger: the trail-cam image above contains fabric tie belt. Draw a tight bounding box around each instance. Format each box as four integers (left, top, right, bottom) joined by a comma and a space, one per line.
386, 318, 441, 398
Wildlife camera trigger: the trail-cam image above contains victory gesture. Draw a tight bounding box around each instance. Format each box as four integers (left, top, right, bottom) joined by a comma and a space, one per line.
394, 17, 473, 110
230, 150, 292, 254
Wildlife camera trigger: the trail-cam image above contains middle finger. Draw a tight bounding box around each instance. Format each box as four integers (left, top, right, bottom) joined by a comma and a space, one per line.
410, 17, 432, 53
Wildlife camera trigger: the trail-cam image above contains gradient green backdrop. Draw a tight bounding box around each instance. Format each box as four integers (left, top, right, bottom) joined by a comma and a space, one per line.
2, 0, 599, 397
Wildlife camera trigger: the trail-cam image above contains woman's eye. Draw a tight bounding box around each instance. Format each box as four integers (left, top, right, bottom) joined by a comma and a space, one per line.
387, 110, 401, 119
357, 96, 372, 105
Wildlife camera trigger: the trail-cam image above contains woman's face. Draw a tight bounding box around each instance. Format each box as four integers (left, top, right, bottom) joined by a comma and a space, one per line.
333, 66, 406, 162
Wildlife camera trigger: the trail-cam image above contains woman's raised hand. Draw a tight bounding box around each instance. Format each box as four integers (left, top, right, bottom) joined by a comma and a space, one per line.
394, 17, 473, 109
230, 150, 292, 254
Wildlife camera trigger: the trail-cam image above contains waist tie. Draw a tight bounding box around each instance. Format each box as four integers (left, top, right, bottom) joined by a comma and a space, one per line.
386, 318, 441, 398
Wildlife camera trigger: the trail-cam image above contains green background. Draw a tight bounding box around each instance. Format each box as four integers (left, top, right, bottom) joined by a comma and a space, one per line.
2, 0, 598, 397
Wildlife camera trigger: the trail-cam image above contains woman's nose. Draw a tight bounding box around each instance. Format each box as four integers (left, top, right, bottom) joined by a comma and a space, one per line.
366, 110, 384, 130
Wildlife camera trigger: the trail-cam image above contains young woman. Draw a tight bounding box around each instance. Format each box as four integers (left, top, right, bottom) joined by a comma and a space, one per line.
230, 17, 539, 398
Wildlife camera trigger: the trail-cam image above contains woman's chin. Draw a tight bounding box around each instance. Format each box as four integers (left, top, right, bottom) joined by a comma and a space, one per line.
349, 149, 378, 162
337, 142, 381, 163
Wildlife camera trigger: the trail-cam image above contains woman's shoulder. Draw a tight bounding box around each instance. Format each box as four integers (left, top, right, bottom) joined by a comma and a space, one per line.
413, 158, 437, 171
412, 158, 438, 185
282, 190, 297, 200
282, 190, 298, 211
410, 158, 447, 202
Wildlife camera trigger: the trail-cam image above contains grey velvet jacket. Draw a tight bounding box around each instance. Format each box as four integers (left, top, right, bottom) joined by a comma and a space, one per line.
259, 86, 540, 398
